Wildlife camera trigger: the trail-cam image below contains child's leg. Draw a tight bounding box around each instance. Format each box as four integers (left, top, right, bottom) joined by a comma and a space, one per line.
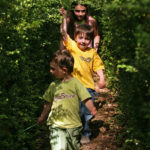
49, 126, 67, 150
79, 101, 93, 137
79, 88, 95, 142
67, 126, 82, 149
49, 125, 82, 150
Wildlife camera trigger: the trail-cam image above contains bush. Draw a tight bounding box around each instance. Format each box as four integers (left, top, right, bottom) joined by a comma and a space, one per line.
1, 0, 150, 149
99, 0, 150, 149
0, 0, 60, 149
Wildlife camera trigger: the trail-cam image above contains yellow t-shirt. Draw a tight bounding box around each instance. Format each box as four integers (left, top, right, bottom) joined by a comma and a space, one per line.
64, 35, 105, 89
43, 77, 91, 128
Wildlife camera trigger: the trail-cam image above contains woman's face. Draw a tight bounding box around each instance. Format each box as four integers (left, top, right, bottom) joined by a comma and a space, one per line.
73, 4, 87, 21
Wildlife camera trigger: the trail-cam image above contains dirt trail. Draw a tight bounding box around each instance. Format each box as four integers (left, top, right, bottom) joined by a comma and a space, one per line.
81, 88, 119, 150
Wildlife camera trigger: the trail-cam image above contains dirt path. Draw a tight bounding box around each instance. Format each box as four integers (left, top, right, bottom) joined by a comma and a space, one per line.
81, 88, 119, 150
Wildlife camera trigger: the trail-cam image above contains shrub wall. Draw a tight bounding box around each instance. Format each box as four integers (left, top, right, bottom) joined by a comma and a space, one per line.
0, 0, 150, 149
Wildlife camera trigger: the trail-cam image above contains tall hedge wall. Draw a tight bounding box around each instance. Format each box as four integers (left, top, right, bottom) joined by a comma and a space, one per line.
99, 0, 150, 149
0, 0, 61, 149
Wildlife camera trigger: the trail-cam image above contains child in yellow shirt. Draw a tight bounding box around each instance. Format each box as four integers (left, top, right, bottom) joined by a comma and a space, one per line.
60, 8, 106, 144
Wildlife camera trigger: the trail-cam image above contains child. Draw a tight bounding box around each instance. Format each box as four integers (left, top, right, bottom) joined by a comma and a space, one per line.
60, 9, 106, 144
37, 49, 97, 150
60, 1, 100, 51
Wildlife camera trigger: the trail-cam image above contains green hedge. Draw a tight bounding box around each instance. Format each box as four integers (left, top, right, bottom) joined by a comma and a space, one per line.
0, 0, 61, 149
99, 0, 150, 149
0, 0, 150, 149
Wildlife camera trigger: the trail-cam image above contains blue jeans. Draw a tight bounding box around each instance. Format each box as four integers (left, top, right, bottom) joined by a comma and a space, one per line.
79, 88, 95, 138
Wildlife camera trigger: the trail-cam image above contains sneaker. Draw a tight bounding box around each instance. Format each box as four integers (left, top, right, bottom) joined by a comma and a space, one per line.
80, 136, 90, 144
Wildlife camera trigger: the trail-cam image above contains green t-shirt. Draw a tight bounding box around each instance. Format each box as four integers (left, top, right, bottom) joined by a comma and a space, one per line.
43, 77, 91, 128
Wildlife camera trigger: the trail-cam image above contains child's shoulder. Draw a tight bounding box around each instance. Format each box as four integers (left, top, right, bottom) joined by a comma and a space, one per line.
71, 77, 85, 87
71, 77, 82, 84
70, 77, 79, 83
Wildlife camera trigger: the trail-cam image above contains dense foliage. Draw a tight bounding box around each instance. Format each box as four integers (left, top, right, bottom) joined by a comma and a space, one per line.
0, 0, 61, 149
99, 0, 150, 149
0, 0, 150, 149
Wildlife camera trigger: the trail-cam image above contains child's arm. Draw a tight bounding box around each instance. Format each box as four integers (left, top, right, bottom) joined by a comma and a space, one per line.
60, 7, 68, 42
83, 98, 97, 116
96, 69, 106, 89
37, 102, 52, 125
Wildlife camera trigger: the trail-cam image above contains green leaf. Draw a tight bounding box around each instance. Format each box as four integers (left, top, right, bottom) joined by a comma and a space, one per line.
60, 0, 73, 11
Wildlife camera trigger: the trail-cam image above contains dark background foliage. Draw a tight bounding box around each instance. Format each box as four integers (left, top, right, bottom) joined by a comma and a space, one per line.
100, 0, 150, 149
0, 0, 150, 149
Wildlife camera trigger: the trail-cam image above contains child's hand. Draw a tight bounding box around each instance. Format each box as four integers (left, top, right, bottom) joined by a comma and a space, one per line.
98, 79, 107, 89
60, 7, 67, 18
96, 69, 106, 89
95, 79, 107, 93
91, 107, 97, 116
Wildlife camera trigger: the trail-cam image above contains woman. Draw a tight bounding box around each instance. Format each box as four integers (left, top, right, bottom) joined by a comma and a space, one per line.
60, 1, 100, 51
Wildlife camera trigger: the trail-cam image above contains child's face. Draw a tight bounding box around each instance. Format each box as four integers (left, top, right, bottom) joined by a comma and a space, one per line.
50, 62, 66, 79
75, 32, 91, 50
74, 4, 87, 21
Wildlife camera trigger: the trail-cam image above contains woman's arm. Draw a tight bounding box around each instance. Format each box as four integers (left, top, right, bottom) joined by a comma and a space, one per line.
91, 17, 100, 51
94, 35, 100, 51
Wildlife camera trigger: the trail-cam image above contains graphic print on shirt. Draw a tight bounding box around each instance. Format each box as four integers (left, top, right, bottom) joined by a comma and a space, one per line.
80, 56, 91, 63
54, 93, 77, 101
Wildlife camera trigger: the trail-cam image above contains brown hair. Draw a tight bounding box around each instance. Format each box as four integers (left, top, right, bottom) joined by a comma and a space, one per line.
68, 1, 89, 39
50, 49, 74, 74
74, 24, 94, 39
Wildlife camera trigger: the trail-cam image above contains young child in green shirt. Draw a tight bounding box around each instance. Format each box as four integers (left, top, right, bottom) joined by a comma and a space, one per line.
37, 49, 97, 150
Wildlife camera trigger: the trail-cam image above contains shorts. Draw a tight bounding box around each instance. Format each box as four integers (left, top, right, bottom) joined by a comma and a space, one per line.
49, 125, 82, 150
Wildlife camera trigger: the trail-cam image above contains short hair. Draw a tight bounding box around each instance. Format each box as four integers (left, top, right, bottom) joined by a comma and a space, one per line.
74, 24, 94, 39
50, 49, 74, 74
